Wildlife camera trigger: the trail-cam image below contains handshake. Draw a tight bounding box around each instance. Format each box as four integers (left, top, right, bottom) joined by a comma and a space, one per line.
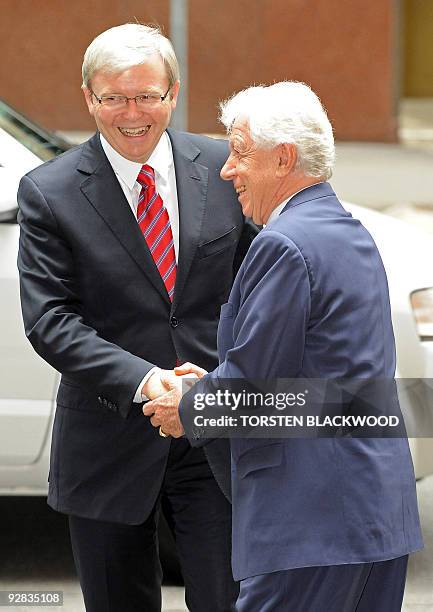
142, 362, 207, 438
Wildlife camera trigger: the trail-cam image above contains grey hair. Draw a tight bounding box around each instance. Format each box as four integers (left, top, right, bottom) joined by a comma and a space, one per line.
82, 23, 180, 89
220, 81, 335, 180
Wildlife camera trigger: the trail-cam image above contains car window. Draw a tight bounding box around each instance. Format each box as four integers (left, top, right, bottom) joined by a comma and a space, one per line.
0, 100, 71, 224
0, 99, 69, 161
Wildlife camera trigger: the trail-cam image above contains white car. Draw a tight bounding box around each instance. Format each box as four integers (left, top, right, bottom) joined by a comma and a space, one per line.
344, 203, 433, 478
0, 100, 432, 494
0, 101, 71, 494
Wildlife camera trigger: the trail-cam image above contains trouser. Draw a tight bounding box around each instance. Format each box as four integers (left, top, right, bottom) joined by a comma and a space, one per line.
69, 438, 238, 612
236, 555, 409, 612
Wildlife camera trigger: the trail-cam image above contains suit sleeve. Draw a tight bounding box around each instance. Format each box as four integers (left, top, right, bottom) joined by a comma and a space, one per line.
17, 174, 153, 418
180, 229, 311, 443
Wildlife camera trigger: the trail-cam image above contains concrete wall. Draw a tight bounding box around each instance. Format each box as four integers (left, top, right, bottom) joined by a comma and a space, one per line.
0, 0, 399, 141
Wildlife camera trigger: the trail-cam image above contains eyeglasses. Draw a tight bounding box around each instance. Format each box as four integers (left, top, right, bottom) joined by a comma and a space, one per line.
90, 87, 171, 108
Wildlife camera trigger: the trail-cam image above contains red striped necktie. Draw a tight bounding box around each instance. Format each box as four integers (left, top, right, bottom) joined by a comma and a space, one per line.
136, 165, 177, 301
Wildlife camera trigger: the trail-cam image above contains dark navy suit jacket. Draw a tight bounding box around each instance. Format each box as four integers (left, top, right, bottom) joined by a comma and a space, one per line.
17, 130, 257, 524
180, 182, 423, 581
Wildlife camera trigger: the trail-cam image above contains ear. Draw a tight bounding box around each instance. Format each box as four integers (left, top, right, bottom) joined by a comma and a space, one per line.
276, 143, 297, 177
82, 87, 95, 117
170, 80, 180, 109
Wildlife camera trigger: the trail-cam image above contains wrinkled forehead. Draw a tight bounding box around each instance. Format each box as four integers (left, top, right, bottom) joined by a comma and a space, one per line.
228, 115, 250, 134
228, 117, 254, 147
229, 117, 257, 153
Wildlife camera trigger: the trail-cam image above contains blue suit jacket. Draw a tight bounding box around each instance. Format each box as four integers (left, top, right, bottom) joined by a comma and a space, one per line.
180, 182, 423, 581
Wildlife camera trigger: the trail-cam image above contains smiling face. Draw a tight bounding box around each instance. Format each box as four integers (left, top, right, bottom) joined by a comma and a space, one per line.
220, 119, 291, 224
83, 56, 179, 163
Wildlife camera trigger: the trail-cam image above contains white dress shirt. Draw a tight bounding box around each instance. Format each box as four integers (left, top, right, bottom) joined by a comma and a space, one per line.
100, 132, 179, 401
100, 132, 180, 259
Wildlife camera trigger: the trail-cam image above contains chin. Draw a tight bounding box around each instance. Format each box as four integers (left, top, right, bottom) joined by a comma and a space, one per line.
121, 146, 151, 162
240, 203, 251, 218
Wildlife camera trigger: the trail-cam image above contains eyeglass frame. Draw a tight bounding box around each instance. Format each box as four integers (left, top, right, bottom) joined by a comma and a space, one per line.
89, 86, 172, 107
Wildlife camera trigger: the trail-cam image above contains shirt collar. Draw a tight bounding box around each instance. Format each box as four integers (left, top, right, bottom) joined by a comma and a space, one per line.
266, 182, 324, 225
99, 131, 173, 190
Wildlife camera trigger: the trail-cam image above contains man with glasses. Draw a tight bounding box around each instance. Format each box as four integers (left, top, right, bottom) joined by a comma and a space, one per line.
17, 23, 256, 612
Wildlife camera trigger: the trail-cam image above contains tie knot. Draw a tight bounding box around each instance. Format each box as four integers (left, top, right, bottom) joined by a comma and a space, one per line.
137, 164, 155, 187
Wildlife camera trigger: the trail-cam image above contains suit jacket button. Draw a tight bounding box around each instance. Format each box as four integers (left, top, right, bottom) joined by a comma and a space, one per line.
170, 316, 179, 328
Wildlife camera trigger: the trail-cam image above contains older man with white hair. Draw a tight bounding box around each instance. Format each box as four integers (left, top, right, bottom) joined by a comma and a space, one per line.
145, 81, 423, 611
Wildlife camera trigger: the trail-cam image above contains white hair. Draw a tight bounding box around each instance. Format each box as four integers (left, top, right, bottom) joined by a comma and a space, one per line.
82, 23, 179, 90
220, 81, 335, 179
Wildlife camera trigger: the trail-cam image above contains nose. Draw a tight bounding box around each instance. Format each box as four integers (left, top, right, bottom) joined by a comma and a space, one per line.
220, 154, 236, 181
122, 99, 143, 120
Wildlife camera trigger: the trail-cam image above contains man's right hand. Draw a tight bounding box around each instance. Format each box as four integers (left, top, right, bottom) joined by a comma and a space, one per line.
142, 369, 177, 400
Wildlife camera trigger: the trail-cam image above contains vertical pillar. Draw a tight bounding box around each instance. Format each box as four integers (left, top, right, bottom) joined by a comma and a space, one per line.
169, 0, 188, 131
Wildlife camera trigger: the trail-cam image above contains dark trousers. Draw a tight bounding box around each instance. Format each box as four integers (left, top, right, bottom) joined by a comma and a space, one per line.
236, 555, 408, 612
69, 438, 238, 612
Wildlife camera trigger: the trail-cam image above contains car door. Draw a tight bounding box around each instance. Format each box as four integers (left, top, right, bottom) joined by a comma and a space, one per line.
0, 127, 59, 467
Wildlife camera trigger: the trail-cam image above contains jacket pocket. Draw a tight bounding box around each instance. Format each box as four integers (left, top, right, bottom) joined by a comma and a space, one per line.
197, 226, 237, 259
235, 443, 283, 479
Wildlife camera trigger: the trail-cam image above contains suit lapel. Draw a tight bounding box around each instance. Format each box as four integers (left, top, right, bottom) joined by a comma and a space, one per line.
77, 134, 170, 303
168, 129, 208, 310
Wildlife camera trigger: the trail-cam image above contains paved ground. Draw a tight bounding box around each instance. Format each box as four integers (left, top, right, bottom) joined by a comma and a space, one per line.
402, 475, 433, 611
0, 496, 187, 611
0, 474, 432, 610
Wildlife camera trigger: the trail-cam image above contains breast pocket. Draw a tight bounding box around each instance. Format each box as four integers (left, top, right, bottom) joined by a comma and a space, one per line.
197, 226, 238, 259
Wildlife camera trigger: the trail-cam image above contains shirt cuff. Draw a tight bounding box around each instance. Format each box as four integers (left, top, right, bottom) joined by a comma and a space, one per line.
133, 367, 161, 402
